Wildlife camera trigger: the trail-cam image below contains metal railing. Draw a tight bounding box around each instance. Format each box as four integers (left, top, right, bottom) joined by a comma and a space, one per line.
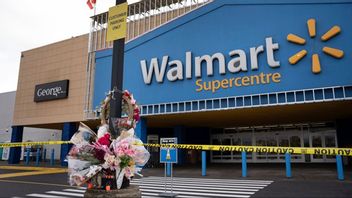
89, 0, 210, 52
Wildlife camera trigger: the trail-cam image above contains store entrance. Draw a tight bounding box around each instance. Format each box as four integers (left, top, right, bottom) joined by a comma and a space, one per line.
310, 130, 337, 162
210, 123, 337, 163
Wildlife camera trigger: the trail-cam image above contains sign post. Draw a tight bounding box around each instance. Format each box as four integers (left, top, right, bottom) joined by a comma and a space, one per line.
160, 138, 178, 197
107, 0, 128, 138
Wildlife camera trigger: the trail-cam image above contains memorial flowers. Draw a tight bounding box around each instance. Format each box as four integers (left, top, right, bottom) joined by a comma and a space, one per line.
67, 90, 149, 190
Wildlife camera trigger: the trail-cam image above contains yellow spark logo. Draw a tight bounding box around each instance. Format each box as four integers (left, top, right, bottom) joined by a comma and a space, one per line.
287, 19, 344, 74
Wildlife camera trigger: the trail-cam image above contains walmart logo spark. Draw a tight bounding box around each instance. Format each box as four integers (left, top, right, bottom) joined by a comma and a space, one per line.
287, 19, 344, 74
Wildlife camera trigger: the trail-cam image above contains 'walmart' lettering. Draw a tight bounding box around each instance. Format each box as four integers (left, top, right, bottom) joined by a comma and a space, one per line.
140, 37, 280, 84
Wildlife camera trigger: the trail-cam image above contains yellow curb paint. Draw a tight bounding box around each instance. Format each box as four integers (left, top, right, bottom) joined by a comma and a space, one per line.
0, 166, 66, 171
0, 166, 67, 179
0, 179, 74, 188
0, 169, 67, 179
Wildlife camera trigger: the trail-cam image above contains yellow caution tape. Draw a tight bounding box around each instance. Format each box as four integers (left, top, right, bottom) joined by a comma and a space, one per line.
1, 141, 351, 156
141, 143, 352, 156
0, 141, 71, 148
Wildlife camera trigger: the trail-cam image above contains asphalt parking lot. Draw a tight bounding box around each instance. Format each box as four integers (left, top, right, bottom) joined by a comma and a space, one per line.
0, 162, 351, 198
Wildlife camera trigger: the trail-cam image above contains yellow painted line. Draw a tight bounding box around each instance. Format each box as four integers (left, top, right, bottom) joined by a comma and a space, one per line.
0, 179, 74, 188
0, 169, 67, 179
0, 166, 66, 171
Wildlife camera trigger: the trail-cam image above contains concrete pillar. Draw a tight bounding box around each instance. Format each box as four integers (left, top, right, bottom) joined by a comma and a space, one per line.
61, 122, 77, 166
8, 126, 23, 164
336, 119, 352, 166
174, 126, 185, 165
135, 117, 147, 143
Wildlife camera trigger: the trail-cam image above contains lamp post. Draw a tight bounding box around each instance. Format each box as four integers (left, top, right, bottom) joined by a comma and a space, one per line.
109, 0, 127, 139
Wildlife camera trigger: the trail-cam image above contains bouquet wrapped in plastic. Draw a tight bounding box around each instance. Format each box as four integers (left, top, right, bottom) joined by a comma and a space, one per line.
67, 90, 150, 190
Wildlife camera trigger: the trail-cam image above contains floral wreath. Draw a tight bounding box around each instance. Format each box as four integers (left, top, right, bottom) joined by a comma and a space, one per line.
115, 90, 140, 130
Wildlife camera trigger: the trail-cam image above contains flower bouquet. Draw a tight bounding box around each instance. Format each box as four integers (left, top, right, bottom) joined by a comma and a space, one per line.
67, 90, 150, 190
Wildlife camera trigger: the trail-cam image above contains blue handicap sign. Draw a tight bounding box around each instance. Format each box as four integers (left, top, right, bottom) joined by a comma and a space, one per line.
160, 138, 178, 164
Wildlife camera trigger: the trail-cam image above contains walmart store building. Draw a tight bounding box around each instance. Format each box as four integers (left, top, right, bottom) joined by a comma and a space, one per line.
9, 0, 352, 165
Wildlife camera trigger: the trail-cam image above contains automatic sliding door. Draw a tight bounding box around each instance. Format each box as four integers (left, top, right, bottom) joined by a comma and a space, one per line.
255, 135, 267, 161
290, 135, 304, 161
210, 135, 232, 162
325, 134, 336, 161
267, 135, 278, 161
211, 137, 222, 162
278, 136, 289, 160
232, 137, 242, 160
242, 134, 253, 161
310, 131, 337, 162
221, 137, 232, 160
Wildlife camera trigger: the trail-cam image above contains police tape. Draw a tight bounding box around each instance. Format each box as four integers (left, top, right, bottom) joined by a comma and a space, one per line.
142, 143, 352, 156
0, 141, 71, 148
1, 141, 351, 156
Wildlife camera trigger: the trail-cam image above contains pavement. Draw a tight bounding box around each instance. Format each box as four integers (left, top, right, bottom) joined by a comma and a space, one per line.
0, 160, 351, 197
142, 163, 352, 181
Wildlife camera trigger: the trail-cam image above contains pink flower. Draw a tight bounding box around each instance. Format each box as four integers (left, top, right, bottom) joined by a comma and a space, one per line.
125, 149, 135, 157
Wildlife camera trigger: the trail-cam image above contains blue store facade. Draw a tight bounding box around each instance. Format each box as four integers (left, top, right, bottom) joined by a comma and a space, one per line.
92, 0, 352, 165
9, 0, 352, 166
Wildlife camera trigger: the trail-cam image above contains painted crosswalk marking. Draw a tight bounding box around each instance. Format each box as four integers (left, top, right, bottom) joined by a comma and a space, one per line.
19, 176, 272, 198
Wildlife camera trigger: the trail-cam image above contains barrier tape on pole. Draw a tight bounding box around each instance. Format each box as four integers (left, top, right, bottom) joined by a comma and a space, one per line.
1, 141, 351, 156
141, 143, 352, 156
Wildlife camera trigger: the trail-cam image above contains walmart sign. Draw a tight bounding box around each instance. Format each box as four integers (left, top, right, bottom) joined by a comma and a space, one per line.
93, 0, 352, 106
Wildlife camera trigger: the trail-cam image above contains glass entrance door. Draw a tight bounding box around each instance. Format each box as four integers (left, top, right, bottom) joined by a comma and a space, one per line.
253, 131, 304, 162
210, 134, 232, 162
210, 123, 336, 163
310, 130, 337, 162
211, 132, 253, 162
